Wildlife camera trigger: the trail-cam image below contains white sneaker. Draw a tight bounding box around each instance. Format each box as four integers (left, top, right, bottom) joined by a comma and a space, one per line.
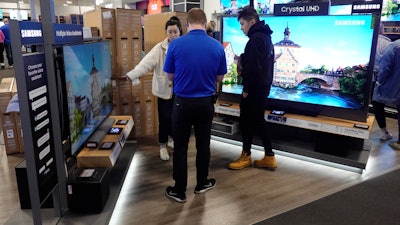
0, 63, 4, 67
160, 147, 170, 161
380, 132, 393, 141
167, 140, 174, 149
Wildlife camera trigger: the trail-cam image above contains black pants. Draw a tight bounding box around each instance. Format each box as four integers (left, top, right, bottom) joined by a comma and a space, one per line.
371, 81, 387, 129
157, 97, 173, 144
0, 43, 4, 64
4, 43, 12, 66
171, 96, 214, 193
240, 95, 273, 155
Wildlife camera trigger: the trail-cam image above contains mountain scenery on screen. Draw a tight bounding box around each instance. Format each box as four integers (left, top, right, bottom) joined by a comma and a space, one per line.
221, 14, 375, 110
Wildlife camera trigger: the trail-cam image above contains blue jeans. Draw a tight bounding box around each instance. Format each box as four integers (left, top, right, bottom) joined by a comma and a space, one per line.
171, 95, 214, 193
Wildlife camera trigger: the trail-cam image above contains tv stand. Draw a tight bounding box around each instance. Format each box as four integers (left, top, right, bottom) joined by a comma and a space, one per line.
212, 101, 375, 173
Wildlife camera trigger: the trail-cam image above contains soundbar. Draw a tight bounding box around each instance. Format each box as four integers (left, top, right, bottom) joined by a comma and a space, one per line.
85, 117, 116, 148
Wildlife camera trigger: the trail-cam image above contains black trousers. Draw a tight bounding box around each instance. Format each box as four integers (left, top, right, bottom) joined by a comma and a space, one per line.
4, 43, 12, 66
157, 97, 173, 144
171, 95, 214, 193
371, 81, 387, 129
239, 95, 273, 155
0, 43, 4, 64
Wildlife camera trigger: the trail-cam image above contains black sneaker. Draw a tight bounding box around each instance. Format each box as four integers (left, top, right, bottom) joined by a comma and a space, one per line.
165, 186, 186, 203
194, 179, 216, 194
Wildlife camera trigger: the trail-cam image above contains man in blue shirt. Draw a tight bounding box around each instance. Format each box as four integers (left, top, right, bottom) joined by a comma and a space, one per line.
0, 18, 13, 68
164, 8, 227, 203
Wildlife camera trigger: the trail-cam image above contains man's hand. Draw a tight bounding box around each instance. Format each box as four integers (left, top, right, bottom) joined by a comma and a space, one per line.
242, 91, 248, 98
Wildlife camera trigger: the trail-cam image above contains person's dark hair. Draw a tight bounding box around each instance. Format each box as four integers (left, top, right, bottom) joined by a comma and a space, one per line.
238, 6, 259, 22
165, 16, 183, 36
187, 8, 207, 26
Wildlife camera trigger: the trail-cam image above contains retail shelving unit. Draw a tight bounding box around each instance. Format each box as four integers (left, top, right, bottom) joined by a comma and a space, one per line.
212, 101, 375, 173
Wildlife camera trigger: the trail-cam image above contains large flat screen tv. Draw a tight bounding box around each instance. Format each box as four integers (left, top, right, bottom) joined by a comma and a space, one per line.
220, 0, 251, 15
63, 41, 113, 156
220, 14, 378, 122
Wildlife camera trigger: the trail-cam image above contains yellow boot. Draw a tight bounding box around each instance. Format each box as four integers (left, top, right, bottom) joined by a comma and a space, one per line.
228, 151, 251, 170
254, 155, 277, 170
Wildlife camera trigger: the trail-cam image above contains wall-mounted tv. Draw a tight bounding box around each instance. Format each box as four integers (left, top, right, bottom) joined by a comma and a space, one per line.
381, 0, 400, 22
220, 0, 251, 15
63, 41, 113, 156
220, 14, 378, 122
254, 0, 292, 14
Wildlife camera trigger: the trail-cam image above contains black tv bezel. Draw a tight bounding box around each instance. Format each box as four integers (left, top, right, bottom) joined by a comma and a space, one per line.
219, 14, 380, 122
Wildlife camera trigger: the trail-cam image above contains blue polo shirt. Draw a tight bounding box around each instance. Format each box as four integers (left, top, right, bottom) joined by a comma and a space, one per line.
164, 29, 227, 98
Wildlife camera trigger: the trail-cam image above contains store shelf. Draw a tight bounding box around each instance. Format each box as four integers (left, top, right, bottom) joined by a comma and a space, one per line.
213, 101, 374, 172
215, 101, 374, 140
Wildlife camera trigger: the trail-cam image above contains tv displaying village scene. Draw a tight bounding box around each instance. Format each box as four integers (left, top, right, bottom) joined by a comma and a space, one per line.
63, 41, 113, 155
221, 14, 376, 113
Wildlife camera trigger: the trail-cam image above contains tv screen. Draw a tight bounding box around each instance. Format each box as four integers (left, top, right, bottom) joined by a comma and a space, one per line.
220, 14, 378, 122
220, 0, 250, 15
381, 0, 400, 22
329, 5, 352, 15
63, 41, 113, 156
254, 0, 292, 14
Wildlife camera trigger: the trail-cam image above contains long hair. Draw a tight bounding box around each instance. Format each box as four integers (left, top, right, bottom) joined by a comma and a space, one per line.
165, 16, 183, 36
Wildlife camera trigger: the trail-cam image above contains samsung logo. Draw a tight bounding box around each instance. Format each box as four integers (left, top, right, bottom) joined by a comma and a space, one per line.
21, 29, 42, 38
334, 20, 366, 26
353, 4, 380, 10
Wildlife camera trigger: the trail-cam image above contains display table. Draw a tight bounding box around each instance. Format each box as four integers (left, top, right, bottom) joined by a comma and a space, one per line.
212, 101, 375, 172
77, 115, 134, 168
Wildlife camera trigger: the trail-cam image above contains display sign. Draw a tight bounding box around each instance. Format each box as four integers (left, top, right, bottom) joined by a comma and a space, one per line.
274, 2, 330, 16
23, 53, 58, 202
351, 1, 382, 14
53, 23, 83, 45
19, 21, 44, 45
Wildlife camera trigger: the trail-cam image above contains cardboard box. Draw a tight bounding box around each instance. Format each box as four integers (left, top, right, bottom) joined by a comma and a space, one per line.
15, 113, 24, 153
83, 8, 116, 39
1, 113, 20, 154
0, 77, 15, 113
77, 116, 134, 168
115, 9, 142, 39
144, 12, 187, 53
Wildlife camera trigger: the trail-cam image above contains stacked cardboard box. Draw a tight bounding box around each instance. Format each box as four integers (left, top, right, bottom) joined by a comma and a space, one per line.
83, 8, 117, 77
1, 113, 21, 154
0, 77, 15, 113
144, 12, 187, 53
0, 78, 23, 154
115, 8, 143, 77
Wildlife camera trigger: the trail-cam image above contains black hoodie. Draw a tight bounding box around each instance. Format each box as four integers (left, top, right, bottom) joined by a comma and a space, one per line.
240, 20, 274, 100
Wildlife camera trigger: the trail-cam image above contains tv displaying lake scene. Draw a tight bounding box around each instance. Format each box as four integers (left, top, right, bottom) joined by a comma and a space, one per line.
221, 14, 378, 121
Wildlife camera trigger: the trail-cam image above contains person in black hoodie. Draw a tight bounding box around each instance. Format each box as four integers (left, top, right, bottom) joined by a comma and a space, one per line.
228, 6, 277, 170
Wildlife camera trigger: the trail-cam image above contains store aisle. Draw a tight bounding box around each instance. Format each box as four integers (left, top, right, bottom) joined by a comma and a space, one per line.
1, 108, 400, 225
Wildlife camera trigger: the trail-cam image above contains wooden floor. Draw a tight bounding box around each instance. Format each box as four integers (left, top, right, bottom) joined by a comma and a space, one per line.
1, 116, 400, 225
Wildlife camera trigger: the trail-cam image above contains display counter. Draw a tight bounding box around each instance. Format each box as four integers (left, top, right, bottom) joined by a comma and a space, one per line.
212, 101, 375, 172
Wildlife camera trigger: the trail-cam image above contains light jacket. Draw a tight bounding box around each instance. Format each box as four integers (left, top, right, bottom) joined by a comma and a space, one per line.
373, 39, 400, 105
374, 34, 391, 72
126, 37, 173, 100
